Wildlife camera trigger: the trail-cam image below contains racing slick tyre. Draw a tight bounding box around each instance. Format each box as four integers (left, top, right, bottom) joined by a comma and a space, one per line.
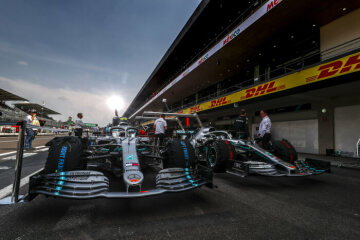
272, 139, 298, 164
44, 136, 86, 173
207, 140, 235, 173
163, 139, 196, 169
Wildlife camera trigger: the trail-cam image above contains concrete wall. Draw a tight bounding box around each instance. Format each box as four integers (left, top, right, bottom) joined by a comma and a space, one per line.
320, 8, 360, 60
334, 105, 360, 157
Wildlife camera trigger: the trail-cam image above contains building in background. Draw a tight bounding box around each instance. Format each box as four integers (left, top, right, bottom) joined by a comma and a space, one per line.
124, 0, 360, 156
0, 88, 62, 133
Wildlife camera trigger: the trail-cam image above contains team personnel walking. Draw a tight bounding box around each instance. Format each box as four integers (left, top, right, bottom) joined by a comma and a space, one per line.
258, 110, 272, 149
154, 115, 167, 146
234, 109, 249, 140
25, 109, 40, 150
74, 113, 84, 137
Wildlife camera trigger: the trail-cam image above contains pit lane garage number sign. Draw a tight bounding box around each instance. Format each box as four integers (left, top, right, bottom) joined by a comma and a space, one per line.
179, 51, 360, 114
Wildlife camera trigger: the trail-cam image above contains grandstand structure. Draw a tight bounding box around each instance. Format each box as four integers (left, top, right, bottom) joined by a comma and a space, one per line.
0, 89, 61, 133
125, 0, 360, 156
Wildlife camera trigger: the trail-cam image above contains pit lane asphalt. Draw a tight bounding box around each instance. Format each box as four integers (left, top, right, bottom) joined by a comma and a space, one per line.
0, 135, 56, 154
0, 151, 359, 239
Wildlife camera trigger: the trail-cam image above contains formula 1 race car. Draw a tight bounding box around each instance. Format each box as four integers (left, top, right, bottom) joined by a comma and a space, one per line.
138, 110, 330, 178
25, 116, 213, 201
190, 127, 330, 177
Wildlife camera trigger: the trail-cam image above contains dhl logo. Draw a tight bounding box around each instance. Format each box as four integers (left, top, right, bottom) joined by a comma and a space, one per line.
242, 81, 284, 99
306, 53, 360, 82
210, 97, 230, 108
190, 105, 201, 113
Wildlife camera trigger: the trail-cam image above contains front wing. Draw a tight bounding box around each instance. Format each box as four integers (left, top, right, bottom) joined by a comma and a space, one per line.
27, 166, 212, 200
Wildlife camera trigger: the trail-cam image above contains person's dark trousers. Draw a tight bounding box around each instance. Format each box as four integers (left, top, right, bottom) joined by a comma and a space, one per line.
25, 128, 35, 149
74, 128, 83, 137
261, 133, 272, 150
155, 133, 164, 146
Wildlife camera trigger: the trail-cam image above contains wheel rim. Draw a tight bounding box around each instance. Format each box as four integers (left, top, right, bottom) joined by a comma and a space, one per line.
207, 147, 217, 168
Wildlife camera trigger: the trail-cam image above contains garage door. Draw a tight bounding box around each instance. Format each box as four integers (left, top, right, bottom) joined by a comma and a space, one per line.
252, 119, 319, 154
334, 105, 360, 156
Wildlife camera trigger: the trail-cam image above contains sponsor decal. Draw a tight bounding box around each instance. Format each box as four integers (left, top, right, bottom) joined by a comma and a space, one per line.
267, 0, 282, 12
306, 53, 360, 81
210, 97, 231, 108
198, 54, 209, 65
223, 28, 241, 46
241, 81, 284, 99
57, 146, 68, 172
126, 155, 135, 160
182, 69, 190, 77
190, 105, 201, 113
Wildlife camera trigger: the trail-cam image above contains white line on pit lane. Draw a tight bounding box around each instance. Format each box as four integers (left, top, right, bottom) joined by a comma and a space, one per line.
0, 146, 48, 161
0, 151, 16, 157
1, 153, 38, 161
0, 140, 18, 143
0, 166, 10, 170
0, 168, 43, 199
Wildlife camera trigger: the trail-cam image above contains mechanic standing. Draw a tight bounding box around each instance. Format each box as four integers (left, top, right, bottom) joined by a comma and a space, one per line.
234, 108, 249, 140
74, 113, 84, 137
154, 115, 167, 146
25, 109, 40, 150
258, 110, 272, 149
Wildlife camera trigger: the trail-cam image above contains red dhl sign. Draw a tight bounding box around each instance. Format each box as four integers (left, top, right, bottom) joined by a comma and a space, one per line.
306, 53, 360, 82
178, 51, 360, 114
210, 97, 231, 107
241, 81, 285, 100
190, 105, 201, 113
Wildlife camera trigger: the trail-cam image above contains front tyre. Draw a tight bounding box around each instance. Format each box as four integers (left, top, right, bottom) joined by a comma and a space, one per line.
207, 140, 235, 173
44, 136, 86, 173
163, 139, 196, 169
272, 139, 298, 164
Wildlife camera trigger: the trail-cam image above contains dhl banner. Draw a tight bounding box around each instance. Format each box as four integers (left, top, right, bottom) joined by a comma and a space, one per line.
178, 51, 360, 114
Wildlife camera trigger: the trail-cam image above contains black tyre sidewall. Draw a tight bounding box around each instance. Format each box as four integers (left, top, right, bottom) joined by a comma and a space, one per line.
164, 139, 196, 169
44, 136, 85, 173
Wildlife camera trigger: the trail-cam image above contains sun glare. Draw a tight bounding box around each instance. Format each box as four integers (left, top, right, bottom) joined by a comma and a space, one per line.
106, 95, 125, 111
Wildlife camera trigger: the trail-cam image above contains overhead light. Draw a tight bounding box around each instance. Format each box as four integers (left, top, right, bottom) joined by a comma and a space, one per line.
342, 7, 346, 11
246, 59, 250, 62
273, 45, 276, 48
312, 24, 316, 27
291, 35, 294, 39
258, 53, 262, 56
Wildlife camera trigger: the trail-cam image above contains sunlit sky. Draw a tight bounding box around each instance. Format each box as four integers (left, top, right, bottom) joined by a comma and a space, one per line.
0, 0, 201, 125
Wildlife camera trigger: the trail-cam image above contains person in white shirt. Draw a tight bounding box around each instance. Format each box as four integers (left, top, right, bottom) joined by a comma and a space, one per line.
153, 115, 167, 145
74, 113, 84, 137
258, 110, 272, 149
25, 109, 40, 150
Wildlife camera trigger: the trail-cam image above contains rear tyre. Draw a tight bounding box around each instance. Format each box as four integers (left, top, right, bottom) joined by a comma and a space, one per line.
163, 139, 196, 169
272, 139, 298, 164
44, 136, 86, 173
207, 140, 235, 173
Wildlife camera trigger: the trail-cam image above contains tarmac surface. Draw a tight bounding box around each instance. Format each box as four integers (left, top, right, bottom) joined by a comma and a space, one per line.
0, 137, 359, 239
